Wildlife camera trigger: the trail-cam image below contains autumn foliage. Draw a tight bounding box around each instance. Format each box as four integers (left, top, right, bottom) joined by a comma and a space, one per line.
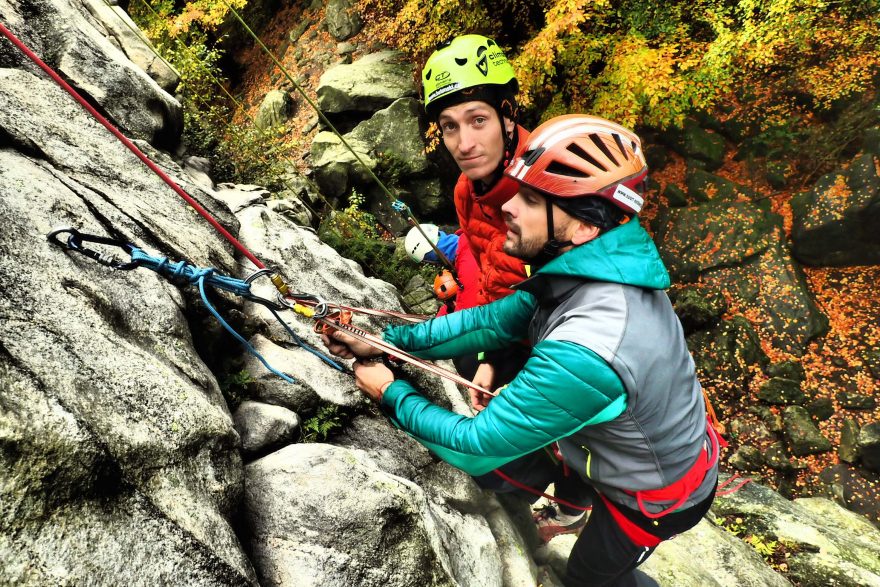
357, 0, 880, 133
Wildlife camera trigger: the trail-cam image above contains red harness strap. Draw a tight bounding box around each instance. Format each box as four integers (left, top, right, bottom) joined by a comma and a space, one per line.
624, 421, 720, 520
599, 494, 662, 547
602, 421, 721, 546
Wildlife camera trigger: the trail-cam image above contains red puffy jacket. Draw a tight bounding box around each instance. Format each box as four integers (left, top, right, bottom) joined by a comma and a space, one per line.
454, 125, 530, 307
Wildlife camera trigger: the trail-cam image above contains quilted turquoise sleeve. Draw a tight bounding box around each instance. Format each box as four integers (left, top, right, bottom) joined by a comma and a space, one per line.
379, 338, 627, 475
383, 289, 536, 360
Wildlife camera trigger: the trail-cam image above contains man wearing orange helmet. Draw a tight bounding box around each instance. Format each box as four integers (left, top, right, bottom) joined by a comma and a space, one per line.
324, 115, 718, 586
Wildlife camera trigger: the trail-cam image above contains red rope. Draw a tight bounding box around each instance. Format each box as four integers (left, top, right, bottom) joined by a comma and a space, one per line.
0, 22, 265, 270
716, 473, 752, 497
492, 469, 593, 512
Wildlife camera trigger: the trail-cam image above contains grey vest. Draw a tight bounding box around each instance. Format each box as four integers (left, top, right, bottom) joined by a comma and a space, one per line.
526, 276, 717, 512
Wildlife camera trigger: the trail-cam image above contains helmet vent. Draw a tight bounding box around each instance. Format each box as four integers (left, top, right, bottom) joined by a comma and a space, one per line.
612, 133, 629, 160
546, 161, 590, 178
589, 133, 619, 167
567, 141, 606, 171
455, 57, 468, 66
522, 147, 545, 166
425, 69, 432, 80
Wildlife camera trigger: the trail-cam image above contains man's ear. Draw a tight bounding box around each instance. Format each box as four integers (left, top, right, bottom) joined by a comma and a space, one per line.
503, 116, 516, 136
570, 220, 600, 246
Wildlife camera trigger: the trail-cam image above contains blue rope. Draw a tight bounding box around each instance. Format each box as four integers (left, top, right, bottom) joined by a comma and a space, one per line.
267, 307, 346, 372
129, 248, 344, 381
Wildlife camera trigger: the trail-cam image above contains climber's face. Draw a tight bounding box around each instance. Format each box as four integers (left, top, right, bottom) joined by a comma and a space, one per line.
438, 101, 514, 183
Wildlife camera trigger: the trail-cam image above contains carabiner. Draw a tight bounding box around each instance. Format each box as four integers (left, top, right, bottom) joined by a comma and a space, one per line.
241, 269, 286, 311
277, 292, 330, 319
47, 226, 140, 270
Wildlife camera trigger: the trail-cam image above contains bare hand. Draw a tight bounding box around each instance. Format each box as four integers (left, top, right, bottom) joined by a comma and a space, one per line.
353, 360, 395, 402
469, 363, 496, 412
320, 329, 384, 360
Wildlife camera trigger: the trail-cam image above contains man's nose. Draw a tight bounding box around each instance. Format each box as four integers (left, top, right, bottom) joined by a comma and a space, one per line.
458, 126, 475, 153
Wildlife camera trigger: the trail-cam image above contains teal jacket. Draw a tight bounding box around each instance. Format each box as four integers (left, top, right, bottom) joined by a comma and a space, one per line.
381, 219, 672, 477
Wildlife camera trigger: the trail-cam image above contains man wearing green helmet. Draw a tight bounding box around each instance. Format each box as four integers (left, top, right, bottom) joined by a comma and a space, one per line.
422, 34, 531, 405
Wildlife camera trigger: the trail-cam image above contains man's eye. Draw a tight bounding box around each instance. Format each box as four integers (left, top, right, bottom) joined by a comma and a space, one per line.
474, 117, 487, 125
441, 122, 456, 132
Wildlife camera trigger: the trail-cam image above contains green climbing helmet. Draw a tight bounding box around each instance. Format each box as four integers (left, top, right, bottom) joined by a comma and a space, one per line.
422, 34, 517, 121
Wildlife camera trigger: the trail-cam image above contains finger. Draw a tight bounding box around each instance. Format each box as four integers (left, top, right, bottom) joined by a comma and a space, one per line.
469, 389, 480, 410
326, 342, 352, 359
331, 329, 355, 344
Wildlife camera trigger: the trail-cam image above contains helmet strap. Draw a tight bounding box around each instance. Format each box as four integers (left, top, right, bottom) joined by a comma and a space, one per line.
529, 198, 572, 268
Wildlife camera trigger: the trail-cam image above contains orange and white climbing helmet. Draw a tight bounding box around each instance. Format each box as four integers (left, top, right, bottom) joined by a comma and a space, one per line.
504, 114, 648, 215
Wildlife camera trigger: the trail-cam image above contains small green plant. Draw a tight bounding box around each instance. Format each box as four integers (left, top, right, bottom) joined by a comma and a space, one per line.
715, 515, 746, 536
744, 534, 778, 558
302, 405, 343, 442
321, 189, 380, 239
318, 191, 428, 293
219, 369, 253, 409
716, 515, 798, 574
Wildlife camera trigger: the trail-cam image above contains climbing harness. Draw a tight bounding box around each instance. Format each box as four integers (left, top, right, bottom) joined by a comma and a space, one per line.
491, 417, 742, 517
47, 227, 345, 380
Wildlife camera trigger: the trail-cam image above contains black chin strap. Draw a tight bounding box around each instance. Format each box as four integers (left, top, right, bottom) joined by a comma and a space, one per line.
529, 199, 572, 269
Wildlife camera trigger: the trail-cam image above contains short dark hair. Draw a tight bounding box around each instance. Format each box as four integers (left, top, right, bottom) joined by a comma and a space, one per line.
428, 81, 519, 124
552, 196, 627, 232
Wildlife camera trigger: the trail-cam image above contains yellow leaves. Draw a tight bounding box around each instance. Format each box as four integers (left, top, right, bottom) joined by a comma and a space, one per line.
422, 122, 441, 155
357, 0, 876, 137
512, 0, 607, 108
797, 20, 880, 109
587, 34, 727, 129
164, 0, 248, 35
357, 0, 495, 62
